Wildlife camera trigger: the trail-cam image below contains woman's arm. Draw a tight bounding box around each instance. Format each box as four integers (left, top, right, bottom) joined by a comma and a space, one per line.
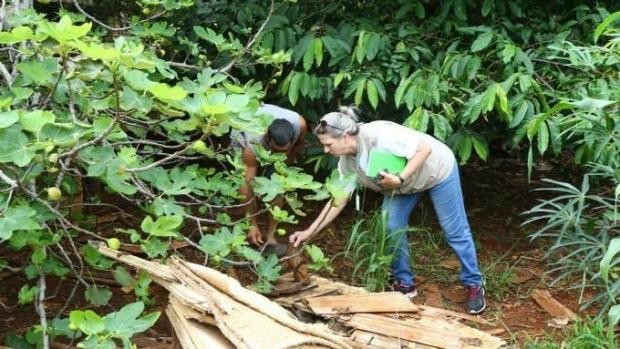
289, 195, 348, 247
377, 140, 432, 188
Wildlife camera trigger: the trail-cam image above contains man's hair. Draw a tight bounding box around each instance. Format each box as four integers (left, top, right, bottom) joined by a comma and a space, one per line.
267, 119, 295, 146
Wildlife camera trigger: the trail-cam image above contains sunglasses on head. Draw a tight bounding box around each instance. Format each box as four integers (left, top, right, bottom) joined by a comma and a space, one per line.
316, 119, 345, 132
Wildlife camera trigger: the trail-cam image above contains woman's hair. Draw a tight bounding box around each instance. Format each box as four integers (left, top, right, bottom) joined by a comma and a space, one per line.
314, 105, 361, 137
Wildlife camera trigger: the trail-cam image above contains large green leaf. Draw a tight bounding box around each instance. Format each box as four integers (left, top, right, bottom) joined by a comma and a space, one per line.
85, 285, 113, 307
0, 126, 36, 167
313, 37, 323, 67
69, 310, 105, 336
19, 111, 55, 134
17, 59, 55, 84
366, 79, 379, 109
288, 72, 302, 105
609, 304, 620, 328
140, 215, 183, 237
0, 111, 19, 129
147, 83, 187, 101
594, 11, 620, 43
39, 15, 92, 43
471, 31, 493, 52
600, 238, 620, 283
72, 41, 120, 61
0, 26, 34, 44
104, 302, 160, 339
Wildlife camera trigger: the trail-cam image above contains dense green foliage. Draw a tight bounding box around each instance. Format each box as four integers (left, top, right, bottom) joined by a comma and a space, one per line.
0, 0, 618, 347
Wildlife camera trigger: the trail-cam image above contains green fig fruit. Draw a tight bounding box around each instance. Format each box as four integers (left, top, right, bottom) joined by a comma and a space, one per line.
106, 238, 121, 250
47, 187, 62, 201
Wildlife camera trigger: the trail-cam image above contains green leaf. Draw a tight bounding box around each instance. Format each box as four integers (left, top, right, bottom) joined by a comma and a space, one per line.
355, 30, 366, 64
366, 33, 380, 60
325, 169, 356, 202
104, 301, 160, 338
594, 11, 620, 43
288, 72, 301, 105
481, 85, 496, 113
0, 26, 34, 44
510, 100, 529, 128
240, 247, 263, 264
305, 244, 324, 261
302, 42, 314, 72
256, 254, 281, 282
113, 266, 135, 287
482, 0, 493, 17
0, 111, 19, 129
0, 205, 40, 241
366, 79, 379, 109
471, 31, 493, 52
253, 176, 285, 202
313, 38, 323, 67
453, 0, 467, 20
394, 78, 410, 108
72, 41, 120, 61
471, 135, 489, 161
600, 238, 620, 283
141, 238, 168, 258
199, 227, 241, 257
19, 111, 55, 134
609, 304, 620, 328
85, 285, 112, 307
17, 60, 54, 84
354, 79, 366, 106
147, 83, 187, 101
537, 121, 549, 155
494, 84, 510, 118
140, 215, 183, 237
39, 15, 92, 43
69, 310, 105, 335
501, 44, 516, 63
18, 285, 39, 305
82, 244, 115, 269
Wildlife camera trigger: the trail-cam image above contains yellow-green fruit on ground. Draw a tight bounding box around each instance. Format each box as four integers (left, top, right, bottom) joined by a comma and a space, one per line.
276, 228, 286, 236
47, 187, 62, 201
68, 322, 78, 331
106, 238, 121, 250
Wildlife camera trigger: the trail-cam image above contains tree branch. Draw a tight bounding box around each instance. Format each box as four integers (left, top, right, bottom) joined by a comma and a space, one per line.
36, 273, 50, 349
71, 0, 166, 31
217, 0, 275, 74
0, 61, 12, 86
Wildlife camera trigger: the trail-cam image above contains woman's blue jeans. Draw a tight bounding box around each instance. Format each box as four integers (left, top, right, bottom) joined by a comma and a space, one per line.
382, 164, 483, 287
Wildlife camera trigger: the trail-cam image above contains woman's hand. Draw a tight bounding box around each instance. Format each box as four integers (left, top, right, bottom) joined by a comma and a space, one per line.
289, 229, 312, 247
377, 171, 401, 189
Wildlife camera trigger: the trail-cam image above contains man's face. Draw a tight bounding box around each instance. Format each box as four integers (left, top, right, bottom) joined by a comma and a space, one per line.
267, 139, 292, 154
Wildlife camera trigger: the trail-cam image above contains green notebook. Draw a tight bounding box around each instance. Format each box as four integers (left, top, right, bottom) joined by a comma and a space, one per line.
365, 148, 407, 178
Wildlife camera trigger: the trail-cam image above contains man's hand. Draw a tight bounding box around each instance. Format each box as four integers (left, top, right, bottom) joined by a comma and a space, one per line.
247, 226, 264, 246
377, 171, 401, 189
289, 229, 311, 247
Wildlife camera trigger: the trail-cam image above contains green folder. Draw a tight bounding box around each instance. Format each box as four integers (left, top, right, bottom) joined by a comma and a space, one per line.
365, 148, 407, 178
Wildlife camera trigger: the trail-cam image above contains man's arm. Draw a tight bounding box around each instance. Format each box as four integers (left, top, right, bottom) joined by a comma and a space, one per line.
239, 146, 263, 245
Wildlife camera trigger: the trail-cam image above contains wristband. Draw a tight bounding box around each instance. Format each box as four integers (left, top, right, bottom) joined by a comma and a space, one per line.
396, 173, 405, 184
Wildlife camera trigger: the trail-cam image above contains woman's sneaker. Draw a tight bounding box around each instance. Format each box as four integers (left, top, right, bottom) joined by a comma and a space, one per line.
465, 284, 486, 314
392, 282, 418, 299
